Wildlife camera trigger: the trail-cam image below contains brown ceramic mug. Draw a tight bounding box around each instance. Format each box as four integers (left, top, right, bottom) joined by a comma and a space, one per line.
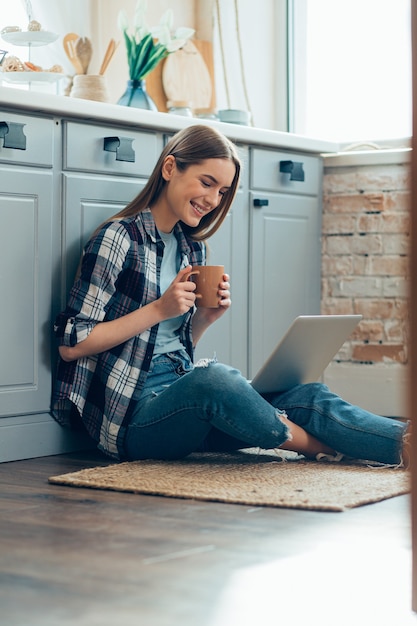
187, 265, 225, 308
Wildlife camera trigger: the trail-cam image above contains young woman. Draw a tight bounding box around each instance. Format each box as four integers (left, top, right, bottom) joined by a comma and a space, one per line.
52, 124, 409, 466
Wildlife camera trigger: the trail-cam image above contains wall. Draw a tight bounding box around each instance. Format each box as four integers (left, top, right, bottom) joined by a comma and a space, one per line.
321, 150, 410, 417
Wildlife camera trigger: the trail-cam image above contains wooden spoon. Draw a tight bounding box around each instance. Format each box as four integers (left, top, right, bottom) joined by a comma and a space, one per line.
75, 37, 93, 75
99, 39, 119, 75
63, 32, 83, 74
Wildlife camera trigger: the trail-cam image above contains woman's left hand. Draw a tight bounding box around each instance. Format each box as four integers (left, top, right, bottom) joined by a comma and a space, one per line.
206, 272, 231, 321
192, 273, 231, 341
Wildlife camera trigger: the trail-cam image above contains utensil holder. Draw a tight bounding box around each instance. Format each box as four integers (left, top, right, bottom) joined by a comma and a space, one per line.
70, 75, 109, 103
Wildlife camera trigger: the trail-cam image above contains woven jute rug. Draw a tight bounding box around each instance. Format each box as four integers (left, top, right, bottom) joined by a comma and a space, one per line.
49, 450, 410, 512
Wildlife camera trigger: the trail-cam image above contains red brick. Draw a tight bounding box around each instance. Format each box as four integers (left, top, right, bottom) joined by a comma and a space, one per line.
385, 191, 411, 212
357, 165, 410, 192
328, 276, 383, 298
321, 299, 354, 315
369, 256, 408, 276
354, 299, 397, 319
385, 320, 407, 342
357, 214, 383, 233
326, 235, 355, 255
382, 234, 409, 255
352, 257, 368, 275
352, 343, 407, 364
323, 192, 386, 214
352, 234, 383, 255
355, 320, 384, 342
382, 277, 408, 298
321, 256, 353, 276
323, 173, 357, 194
355, 213, 409, 234
322, 214, 356, 234
380, 213, 410, 233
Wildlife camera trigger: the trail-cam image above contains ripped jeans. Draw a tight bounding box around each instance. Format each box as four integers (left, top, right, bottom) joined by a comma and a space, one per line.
124, 350, 408, 465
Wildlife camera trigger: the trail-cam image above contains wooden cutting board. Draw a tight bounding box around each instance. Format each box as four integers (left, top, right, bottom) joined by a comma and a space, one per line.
146, 39, 215, 113
162, 40, 212, 109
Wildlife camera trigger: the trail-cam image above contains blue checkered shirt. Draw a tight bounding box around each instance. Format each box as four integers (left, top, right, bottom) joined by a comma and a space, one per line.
52, 209, 205, 459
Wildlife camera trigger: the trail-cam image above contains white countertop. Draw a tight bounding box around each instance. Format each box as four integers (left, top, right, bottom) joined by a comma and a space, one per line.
0, 86, 339, 155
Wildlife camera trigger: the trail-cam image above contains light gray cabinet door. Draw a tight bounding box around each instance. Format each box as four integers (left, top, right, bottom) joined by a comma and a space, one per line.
248, 191, 322, 378
60, 174, 144, 302
0, 168, 53, 416
194, 184, 249, 375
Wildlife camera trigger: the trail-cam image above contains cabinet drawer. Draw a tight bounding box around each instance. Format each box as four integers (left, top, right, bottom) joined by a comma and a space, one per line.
0, 111, 54, 167
63, 121, 160, 177
251, 147, 321, 195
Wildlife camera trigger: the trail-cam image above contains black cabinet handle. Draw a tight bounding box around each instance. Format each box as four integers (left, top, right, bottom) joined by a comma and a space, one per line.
279, 160, 305, 182
103, 136, 135, 162
253, 198, 269, 207
0, 121, 27, 150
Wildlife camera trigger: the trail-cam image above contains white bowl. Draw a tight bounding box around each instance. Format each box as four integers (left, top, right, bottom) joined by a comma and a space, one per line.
218, 109, 251, 125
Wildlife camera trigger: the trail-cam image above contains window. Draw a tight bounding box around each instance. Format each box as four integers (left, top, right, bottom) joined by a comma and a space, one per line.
290, 0, 412, 143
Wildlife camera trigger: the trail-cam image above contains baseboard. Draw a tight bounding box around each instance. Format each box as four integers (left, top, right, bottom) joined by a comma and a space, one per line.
322, 362, 409, 418
0, 413, 95, 463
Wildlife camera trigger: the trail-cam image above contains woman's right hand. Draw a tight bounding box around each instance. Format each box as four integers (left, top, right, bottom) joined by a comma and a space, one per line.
59, 267, 197, 362
157, 266, 197, 319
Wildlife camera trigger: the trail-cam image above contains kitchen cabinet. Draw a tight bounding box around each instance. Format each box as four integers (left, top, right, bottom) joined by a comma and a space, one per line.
0, 112, 55, 419
194, 145, 249, 374
0, 111, 74, 461
248, 147, 322, 378
61, 175, 142, 297
0, 142, 53, 417
197, 146, 322, 379
0, 92, 330, 461
59, 121, 162, 301
0, 115, 163, 461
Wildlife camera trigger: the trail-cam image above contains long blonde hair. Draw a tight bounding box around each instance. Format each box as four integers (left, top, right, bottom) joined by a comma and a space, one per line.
108, 124, 241, 241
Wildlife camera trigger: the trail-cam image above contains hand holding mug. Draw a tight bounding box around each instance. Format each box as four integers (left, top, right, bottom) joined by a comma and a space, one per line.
159, 266, 199, 318
187, 265, 226, 308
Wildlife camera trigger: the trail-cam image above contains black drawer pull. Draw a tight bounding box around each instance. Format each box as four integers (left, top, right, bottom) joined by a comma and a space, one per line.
103, 136, 135, 162
0, 121, 27, 150
279, 160, 305, 182
253, 198, 269, 207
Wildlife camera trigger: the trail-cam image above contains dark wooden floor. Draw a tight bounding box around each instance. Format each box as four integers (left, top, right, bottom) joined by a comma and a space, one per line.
1, 450, 416, 626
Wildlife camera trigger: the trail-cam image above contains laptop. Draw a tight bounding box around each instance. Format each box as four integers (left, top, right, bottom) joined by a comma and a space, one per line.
250, 314, 362, 394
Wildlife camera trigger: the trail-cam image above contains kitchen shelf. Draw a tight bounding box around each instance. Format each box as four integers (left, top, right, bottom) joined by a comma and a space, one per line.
0, 71, 64, 84
1, 31, 59, 47
0, 30, 62, 91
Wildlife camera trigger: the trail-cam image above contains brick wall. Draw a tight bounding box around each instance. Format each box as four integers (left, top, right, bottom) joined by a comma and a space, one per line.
322, 157, 410, 370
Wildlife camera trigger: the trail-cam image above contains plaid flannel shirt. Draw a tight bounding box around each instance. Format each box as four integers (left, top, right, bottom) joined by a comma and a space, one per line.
52, 209, 205, 459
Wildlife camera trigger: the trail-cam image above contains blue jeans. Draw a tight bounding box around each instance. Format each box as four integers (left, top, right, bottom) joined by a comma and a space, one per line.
124, 351, 408, 464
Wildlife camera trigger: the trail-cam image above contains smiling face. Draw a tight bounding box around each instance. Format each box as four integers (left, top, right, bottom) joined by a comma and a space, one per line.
151, 156, 236, 233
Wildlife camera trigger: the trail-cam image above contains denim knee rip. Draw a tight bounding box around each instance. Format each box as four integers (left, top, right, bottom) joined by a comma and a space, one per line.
274, 408, 292, 443
195, 355, 218, 368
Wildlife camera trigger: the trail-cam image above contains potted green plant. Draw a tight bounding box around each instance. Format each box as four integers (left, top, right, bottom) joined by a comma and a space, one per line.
117, 0, 194, 108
